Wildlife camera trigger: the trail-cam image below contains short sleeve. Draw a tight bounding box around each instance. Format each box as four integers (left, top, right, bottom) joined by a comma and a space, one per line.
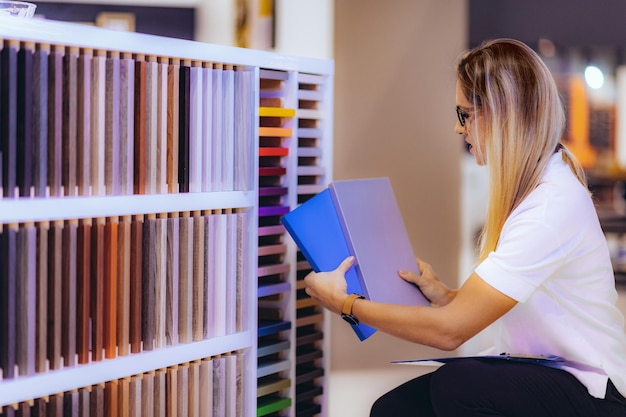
475, 216, 567, 302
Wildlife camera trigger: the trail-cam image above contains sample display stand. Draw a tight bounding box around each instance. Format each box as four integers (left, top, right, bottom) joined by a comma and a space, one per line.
0, 15, 333, 417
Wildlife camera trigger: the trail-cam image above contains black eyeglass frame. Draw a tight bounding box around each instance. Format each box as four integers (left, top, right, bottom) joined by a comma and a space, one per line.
456, 105, 473, 127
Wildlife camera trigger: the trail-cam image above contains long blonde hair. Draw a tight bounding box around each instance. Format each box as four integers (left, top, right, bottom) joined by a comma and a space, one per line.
457, 39, 587, 263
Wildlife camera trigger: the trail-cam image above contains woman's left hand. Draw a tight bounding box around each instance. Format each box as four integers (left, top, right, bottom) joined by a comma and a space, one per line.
304, 256, 355, 314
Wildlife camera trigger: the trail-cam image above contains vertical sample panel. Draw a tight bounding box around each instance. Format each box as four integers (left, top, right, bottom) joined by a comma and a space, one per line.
76, 218, 91, 364
119, 53, 134, 195
62, 46, 78, 197
91, 50, 106, 196
47, 44, 63, 197
17, 42, 34, 198
166, 58, 180, 194
104, 217, 119, 359
32, 44, 49, 198
76, 48, 92, 196
117, 215, 131, 356
61, 218, 78, 368
105, 52, 121, 196
178, 62, 190, 193
1, 40, 18, 198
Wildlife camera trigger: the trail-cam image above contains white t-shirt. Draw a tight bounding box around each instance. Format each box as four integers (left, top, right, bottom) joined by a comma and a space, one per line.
475, 151, 626, 399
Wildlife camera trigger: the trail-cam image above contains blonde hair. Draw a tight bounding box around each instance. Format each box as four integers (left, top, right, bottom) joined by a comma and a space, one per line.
457, 39, 587, 263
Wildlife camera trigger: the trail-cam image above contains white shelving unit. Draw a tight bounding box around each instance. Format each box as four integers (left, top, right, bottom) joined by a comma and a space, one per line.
0, 15, 333, 417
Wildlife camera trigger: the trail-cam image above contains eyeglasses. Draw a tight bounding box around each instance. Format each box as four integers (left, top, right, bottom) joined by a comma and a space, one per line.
456, 105, 473, 127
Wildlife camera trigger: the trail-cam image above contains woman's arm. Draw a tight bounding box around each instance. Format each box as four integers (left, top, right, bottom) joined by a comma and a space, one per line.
304, 257, 517, 351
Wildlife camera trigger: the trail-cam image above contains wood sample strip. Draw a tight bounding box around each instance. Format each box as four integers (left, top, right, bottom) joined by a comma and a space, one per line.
134, 55, 147, 195
62, 46, 78, 197
156, 58, 168, 194
0, 223, 17, 378
178, 212, 193, 344
177, 363, 189, 417
191, 211, 204, 341
166, 213, 180, 346
188, 360, 200, 417
61, 218, 78, 368
154, 213, 167, 349
141, 371, 154, 417
130, 215, 143, 353
154, 368, 167, 417
104, 217, 119, 359
211, 64, 223, 192
201, 63, 212, 192
142, 213, 156, 351
119, 377, 130, 417
105, 380, 119, 417
166, 58, 180, 194
226, 213, 238, 335
64, 390, 79, 417
145, 56, 158, 195
35, 220, 49, 373
105, 51, 121, 196
178, 61, 190, 193
128, 376, 141, 417
48, 44, 64, 197
199, 358, 213, 414
117, 215, 131, 356
119, 53, 135, 196
47, 220, 63, 370
76, 48, 92, 196
76, 218, 91, 364
90, 217, 105, 362
1, 40, 18, 198
166, 366, 178, 417
17, 42, 35, 198
90, 383, 105, 417
188, 62, 202, 193
91, 50, 106, 196
222, 64, 235, 191
212, 356, 226, 417
202, 211, 211, 339
17, 222, 36, 376
33, 44, 49, 198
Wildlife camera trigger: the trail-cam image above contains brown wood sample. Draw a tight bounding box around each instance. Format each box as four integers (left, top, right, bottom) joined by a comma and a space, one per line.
76, 48, 92, 196
90, 217, 105, 362
35, 220, 49, 373
47, 220, 63, 370
134, 56, 147, 195
117, 215, 131, 356
17, 42, 35, 197
33, 44, 50, 198
0, 223, 17, 378
130, 215, 143, 353
47, 44, 64, 197
104, 217, 119, 359
17, 222, 36, 376
76, 218, 91, 364
142, 213, 156, 351
61, 218, 77, 368
62, 46, 78, 197
166, 58, 179, 194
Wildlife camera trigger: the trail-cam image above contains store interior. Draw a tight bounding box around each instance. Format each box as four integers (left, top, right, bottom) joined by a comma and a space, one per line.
7, 0, 626, 415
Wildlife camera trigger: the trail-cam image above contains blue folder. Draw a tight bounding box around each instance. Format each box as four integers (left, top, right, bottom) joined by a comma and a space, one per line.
281, 188, 377, 341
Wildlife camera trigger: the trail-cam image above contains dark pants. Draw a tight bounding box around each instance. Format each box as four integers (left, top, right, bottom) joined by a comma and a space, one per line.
370, 358, 626, 417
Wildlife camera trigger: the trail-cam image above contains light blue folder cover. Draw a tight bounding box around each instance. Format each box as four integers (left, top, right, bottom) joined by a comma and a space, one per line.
330, 178, 429, 306
281, 188, 377, 341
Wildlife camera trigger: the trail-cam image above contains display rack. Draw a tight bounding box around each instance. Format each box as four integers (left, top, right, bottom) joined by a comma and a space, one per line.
0, 15, 333, 417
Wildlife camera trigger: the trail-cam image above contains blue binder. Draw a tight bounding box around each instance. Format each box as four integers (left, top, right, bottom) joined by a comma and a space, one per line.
281, 188, 377, 341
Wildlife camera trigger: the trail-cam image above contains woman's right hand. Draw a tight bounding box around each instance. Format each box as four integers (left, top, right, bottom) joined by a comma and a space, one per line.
398, 259, 456, 307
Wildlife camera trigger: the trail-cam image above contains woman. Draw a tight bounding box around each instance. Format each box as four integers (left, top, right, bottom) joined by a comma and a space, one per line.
303, 39, 626, 416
